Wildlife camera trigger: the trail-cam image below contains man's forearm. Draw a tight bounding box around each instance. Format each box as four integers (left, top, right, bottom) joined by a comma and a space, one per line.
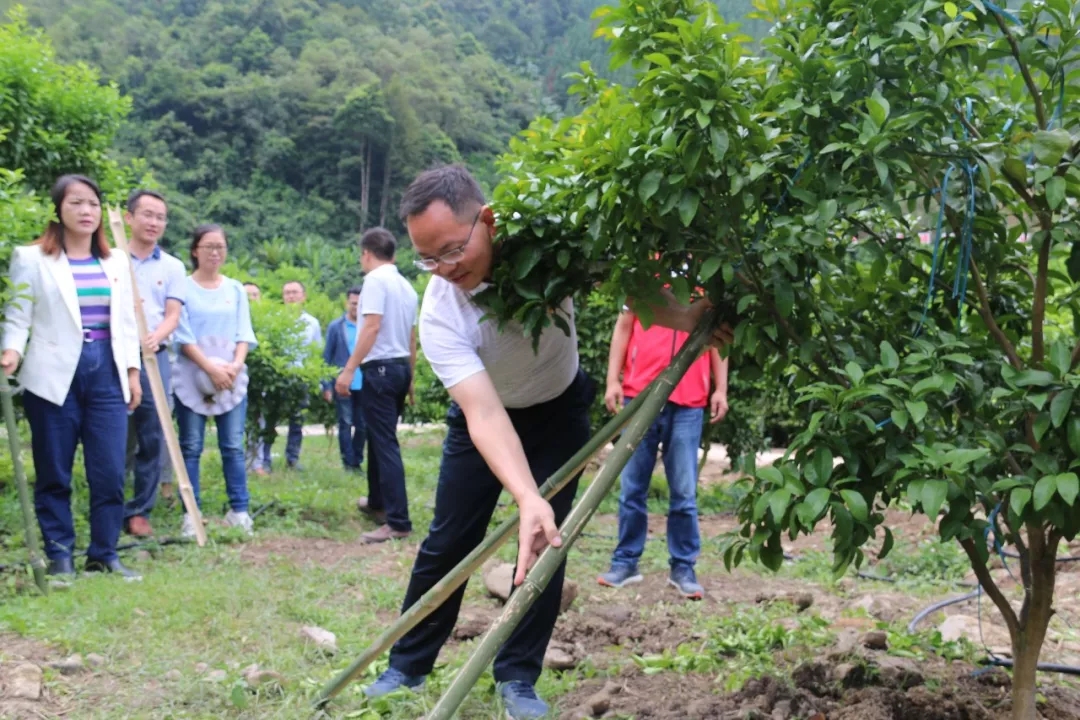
344, 326, 378, 372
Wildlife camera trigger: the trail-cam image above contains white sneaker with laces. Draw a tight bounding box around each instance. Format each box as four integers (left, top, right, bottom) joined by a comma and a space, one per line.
224, 510, 254, 535
180, 514, 198, 539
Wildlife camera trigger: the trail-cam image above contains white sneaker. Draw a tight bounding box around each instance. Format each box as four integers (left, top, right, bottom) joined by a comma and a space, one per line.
224, 510, 254, 535
180, 514, 198, 539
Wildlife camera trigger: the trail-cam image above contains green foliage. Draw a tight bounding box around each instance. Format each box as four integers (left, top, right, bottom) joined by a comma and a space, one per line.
245, 301, 331, 447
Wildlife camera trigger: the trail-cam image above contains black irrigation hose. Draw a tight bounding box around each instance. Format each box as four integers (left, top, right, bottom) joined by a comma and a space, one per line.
982, 657, 1080, 677
1000, 549, 1080, 563
0, 536, 193, 573
907, 590, 980, 633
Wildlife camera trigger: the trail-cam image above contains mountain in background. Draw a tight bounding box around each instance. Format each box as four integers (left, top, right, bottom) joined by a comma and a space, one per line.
2, 0, 763, 251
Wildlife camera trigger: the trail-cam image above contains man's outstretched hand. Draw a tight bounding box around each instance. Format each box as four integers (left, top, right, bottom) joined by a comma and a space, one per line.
515, 492, 562, 586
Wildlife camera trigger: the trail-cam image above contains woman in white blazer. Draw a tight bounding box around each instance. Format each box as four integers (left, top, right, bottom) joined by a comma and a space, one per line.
1, 175, 143, 581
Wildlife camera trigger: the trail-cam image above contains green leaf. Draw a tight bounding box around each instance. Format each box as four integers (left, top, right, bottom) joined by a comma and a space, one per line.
921, 480, 948, 517
775, 279, 794, 318
801, 487, 831, 521
678, 191, 700, 227
638, 170, 663, 202
943, 1, 959, 18
710, 127, 729, 161
1034, 475, 1058, 511
880, 341, 899, 370
1003, 157, 1028, 185
695, 111, 710, 129
905, 400, 928, 425
700, 256, 722, 281
840, 489, 868, 522
867, 89, 890, 127
812, 448, 833, 486
878, 526, 894, 559
770, 488, 792, 521
1050, 341, 1071, 377
891, 409, 909, 430
1034, 412, 1051, 443
1011, 487, 1032, 516
1057, 473, 1079, 505
1069, 417, 1080, 455
556, 249, 570, 269
514, 247, 543, 280
1014, 370, 1056, 388
911, 375, 943, 397
1046, 176, 1066, 210
230, 685, 249, 709
644, 52, 671, 68
1033, 129, 1071, 166
818, 199, 838, 225
758, 466, 784, 487
1051, 389, 1074, 428
845, 361, 864, 385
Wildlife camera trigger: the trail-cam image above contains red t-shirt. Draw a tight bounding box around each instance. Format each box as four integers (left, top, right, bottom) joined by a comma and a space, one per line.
621, 317, 712, 408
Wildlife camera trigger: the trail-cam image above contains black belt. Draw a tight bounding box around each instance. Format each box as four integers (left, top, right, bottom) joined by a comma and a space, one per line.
156, 344, 168, 354
360, 357, 409, 370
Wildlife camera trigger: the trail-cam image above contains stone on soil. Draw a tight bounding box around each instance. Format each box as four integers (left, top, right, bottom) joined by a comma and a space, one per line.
7, 663, 43, 700
860, 631, 889, 650
85, 653, 107, 668
300, 625, 337, 653
483, 563, 514, 601
46, 654, 84, 675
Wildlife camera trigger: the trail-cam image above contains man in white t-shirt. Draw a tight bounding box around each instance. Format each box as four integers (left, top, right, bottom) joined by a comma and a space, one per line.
335, 228, 419, 543
363, 165, 726, 720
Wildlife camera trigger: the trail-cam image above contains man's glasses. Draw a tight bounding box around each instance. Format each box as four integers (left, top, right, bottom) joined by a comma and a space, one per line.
414, 210, 480, 272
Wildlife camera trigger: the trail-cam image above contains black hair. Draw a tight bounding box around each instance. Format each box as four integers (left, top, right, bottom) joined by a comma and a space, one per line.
346, 285, 362, 297
360, 227, 397, 261
126, 189, 167, 214
398, 164, 484, 221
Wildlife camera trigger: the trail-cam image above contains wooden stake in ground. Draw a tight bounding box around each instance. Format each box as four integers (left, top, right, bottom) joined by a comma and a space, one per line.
1, 372, 48, 594
314, 383, 660, 708
426, 312, 716, 720
107, 207, 206, 546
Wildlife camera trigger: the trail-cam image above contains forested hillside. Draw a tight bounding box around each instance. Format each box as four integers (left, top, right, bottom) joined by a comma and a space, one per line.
4, 0, 762, 251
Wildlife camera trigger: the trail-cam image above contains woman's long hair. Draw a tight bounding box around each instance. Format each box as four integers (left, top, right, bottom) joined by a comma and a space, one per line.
33, 174, 111, 258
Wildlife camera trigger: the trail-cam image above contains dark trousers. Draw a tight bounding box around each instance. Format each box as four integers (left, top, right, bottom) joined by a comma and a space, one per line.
362, 359, 411, 531
335, 390, 366, 469
23, 341, 128, 564
124, 347, 171, 520
390, 368, 595, 685
285, 395, 310, 467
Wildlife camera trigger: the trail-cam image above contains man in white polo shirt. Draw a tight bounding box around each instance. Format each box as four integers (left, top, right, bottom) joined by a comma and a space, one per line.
335, 228, 418, 543
124, 189, 186, 538
364, 165, 725, 720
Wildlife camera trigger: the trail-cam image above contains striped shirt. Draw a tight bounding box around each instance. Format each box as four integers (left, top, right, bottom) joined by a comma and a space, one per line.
70, 257, 111, 330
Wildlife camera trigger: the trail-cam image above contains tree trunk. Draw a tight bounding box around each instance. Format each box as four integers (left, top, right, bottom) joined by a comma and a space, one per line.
359, 138, 371, 232
379, 132, 394, 228
1010, 528, 1057, 720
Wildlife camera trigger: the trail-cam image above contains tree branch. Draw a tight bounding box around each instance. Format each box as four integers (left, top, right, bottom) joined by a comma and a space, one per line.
992, 11, 1048, 130
969, 259, 1024, 370
1032, 229, 1052, 365
1071, 337, 1080, 371
960, 537, 1021, 638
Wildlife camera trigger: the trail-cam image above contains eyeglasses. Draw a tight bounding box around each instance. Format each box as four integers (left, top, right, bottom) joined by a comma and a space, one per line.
136, 211, 167, 223
413, 210, 480, 272
198, 244, 227, 254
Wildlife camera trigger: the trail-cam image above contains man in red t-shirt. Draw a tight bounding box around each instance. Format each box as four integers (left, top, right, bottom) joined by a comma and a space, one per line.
597, 309, 728, 600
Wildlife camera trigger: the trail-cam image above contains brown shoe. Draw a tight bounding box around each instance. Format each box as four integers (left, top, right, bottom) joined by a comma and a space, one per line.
356, 497, 387, 525
253, 467, 270, 477
126, 516, 153, 537
361, 524, 411, 544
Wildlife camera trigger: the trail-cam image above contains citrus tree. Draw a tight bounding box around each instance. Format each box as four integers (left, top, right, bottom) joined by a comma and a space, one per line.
482, 1, 1080, 717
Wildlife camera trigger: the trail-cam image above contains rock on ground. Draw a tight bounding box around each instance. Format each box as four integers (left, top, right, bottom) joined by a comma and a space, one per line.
300, 625, 337, 653
483, 563, 579, 614
6, 663, 43, 700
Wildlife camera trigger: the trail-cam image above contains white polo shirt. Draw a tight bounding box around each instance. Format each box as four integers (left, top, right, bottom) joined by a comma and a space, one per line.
361, 263, 418, 362
419, 276, 579, 409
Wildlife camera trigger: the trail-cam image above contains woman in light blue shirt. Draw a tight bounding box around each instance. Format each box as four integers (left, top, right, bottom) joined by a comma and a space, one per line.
173, 224, 257, 538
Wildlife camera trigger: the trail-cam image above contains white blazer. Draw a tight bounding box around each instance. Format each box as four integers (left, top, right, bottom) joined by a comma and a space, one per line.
2, 245, 141, 406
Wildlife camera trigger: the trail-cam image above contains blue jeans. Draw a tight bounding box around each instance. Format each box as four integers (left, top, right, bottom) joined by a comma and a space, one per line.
23, 341, 127, 563
611, 401, 703, 572
175, 397, 250, 512
335, 391, 366, 469
125, 348, 171, 520
391, 368, 594, 684
362, 359, 411, 531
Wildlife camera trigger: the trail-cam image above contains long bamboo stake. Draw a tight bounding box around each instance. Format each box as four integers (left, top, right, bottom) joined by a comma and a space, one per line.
314, 383, 658, 707
426, 312, 717, 720
1, 373, 47, 594
106, 208, 206, 546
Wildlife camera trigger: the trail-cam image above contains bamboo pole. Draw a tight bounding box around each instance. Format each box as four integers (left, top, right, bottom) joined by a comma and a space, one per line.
1, 373, 47, 594
314, 383, 658, 708
426, 312, 716, 720
106, 208, 207, 546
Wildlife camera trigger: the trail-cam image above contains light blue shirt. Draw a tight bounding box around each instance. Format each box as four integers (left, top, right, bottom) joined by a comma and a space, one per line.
344, 319, 362, 391
130, 246, 187, 336
289, 310, 322, 368
360, 263, 417, 362
175, 276, 257, 350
